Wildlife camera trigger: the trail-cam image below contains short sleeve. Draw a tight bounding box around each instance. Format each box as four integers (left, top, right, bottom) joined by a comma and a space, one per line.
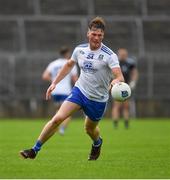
46, 62, 53, 73
71, 47, 78, 63
108, 53, 120, 69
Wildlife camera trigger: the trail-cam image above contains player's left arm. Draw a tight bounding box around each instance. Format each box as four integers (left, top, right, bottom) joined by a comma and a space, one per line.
111, 67, 125, 86
129, 67, 138, 90
108, 53, 124, 87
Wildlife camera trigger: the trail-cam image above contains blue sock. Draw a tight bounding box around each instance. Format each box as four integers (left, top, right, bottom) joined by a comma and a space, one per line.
32, 140, 42, 153
93, 137, 102, 147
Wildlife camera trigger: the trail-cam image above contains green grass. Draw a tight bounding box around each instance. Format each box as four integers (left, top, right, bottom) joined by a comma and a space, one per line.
0, 118, 170, 179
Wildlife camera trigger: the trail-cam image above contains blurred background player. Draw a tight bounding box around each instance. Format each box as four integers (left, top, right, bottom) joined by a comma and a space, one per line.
42, 46, 78, 135
112, 48, 138, 129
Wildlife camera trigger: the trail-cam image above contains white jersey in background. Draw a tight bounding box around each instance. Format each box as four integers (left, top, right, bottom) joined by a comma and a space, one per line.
46, 58, 77, 95
71, 43, 120, 102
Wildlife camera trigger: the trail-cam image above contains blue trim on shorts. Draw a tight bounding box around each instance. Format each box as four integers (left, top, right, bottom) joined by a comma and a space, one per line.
66, 86, 107, 121
51, 94, 68, 103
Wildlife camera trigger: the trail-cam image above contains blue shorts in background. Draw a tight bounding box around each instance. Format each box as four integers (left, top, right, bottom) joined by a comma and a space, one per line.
52, 94, 68, 103
66, 86, 107, 121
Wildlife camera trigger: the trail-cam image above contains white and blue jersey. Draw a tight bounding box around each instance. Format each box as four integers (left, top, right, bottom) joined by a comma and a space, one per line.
71, 43, 120, 102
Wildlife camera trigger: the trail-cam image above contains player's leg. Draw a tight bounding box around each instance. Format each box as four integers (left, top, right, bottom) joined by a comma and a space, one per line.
37, 101, 80, 143
52, 94, 70, 135
85, 117, 100, 142
83, 97, 106, 160
112, 101, 121, 128
85, 117, 103, 160
123, 100, 130, 128
20, 101, 81, 159
129, 98, 136, 118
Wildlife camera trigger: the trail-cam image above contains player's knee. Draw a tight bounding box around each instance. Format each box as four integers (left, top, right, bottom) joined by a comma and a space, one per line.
84, 126, 93, 135
51, 114, 65, 126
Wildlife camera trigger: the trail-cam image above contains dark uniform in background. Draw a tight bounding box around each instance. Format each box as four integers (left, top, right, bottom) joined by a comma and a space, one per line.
112, 48, 138, 129
120, 58, 136, 84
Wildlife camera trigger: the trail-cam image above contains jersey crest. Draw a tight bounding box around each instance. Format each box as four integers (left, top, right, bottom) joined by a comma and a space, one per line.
82, 61, 97, 74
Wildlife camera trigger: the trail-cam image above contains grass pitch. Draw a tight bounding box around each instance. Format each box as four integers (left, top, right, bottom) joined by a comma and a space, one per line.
0, 118, 170, 179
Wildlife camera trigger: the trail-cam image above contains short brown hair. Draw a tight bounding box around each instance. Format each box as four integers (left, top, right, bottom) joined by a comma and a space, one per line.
59, 46, 70, 56
88, 17, 106, 31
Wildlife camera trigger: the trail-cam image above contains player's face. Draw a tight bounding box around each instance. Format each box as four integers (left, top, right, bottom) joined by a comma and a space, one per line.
87, 28, 104, 50
65, 52, 71, 60
118, 49, 128, 61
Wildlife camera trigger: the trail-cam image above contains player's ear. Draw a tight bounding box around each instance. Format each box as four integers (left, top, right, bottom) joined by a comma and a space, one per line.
87, 29, 90, 38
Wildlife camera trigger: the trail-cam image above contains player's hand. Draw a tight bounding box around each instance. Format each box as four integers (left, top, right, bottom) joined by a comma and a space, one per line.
109, 80, 120, 92
129, 81, 136, 90
46, 83, 56, 100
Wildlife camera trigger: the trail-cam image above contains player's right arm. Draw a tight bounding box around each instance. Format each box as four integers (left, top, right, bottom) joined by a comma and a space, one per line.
42, 69, 51, 82
46, 59, 75, 100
